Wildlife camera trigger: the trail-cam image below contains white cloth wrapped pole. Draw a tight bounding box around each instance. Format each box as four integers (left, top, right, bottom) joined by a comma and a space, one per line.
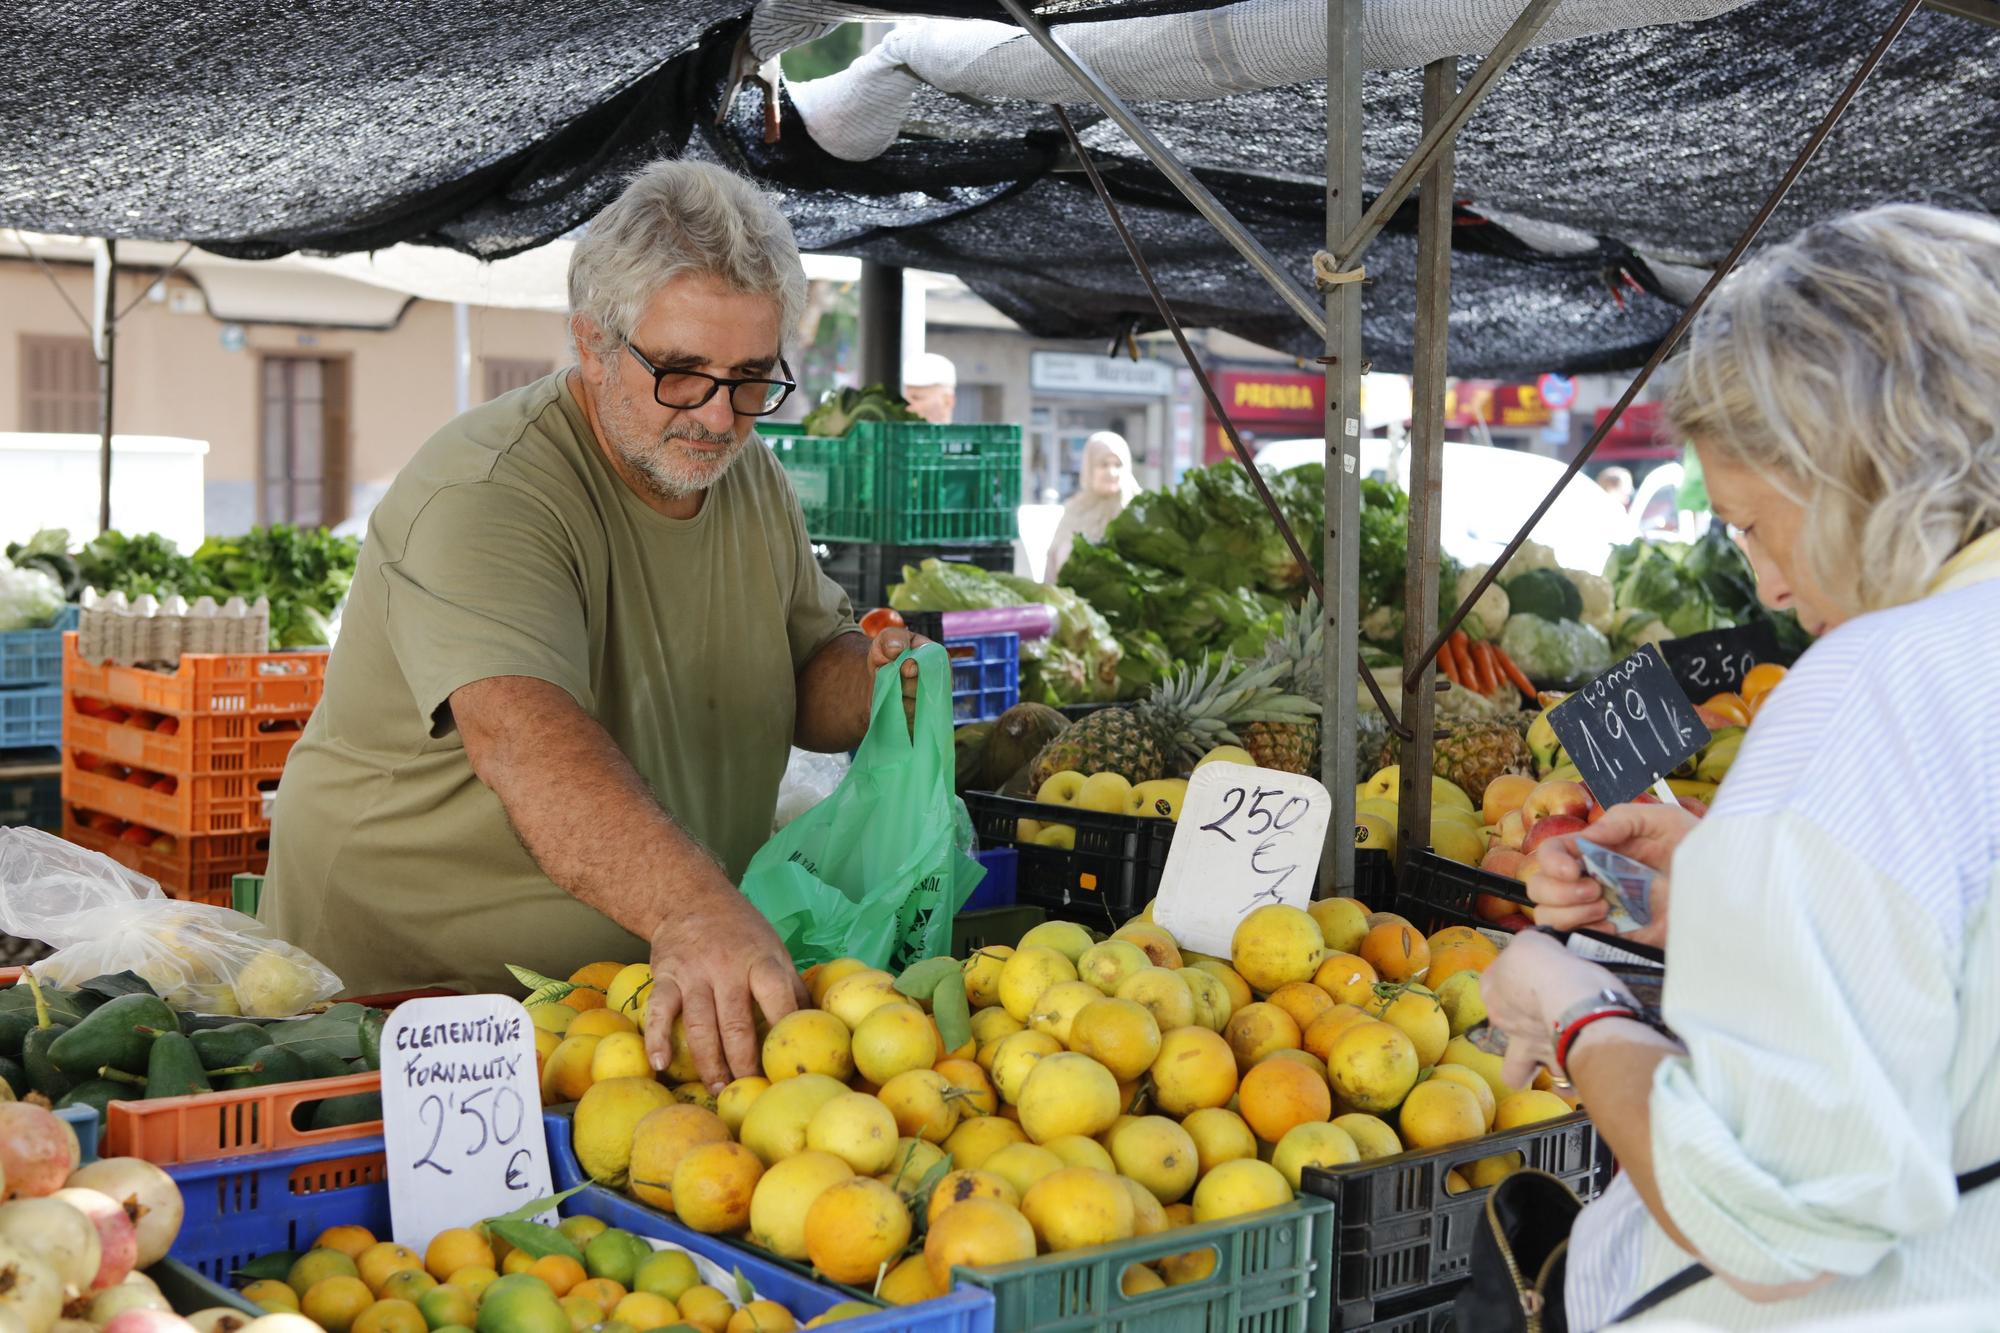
768, 0, 1756, 161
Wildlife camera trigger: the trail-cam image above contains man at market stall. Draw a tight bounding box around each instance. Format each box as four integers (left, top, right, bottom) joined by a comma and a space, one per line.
901, 352, 957, 424
261, 160, 927, 1091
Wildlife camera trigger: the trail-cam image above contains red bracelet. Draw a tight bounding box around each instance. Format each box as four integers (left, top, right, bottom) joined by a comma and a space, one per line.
1554, 1006, 1640, 1077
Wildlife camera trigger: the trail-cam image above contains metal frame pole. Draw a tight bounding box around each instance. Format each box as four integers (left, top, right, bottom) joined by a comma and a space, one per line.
1320, 0, 1365, 893
1330, 0, 1561, 269
1395, 59, 1457, 872
858, 258, 904, 388
96, 239, 117, 536
993, 0, 1328, 341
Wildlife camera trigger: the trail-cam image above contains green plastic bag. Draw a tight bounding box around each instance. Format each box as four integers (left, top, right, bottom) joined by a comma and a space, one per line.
742, 643, 984, 970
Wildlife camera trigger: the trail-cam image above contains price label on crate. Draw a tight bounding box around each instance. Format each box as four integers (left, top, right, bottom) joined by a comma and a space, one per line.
380, 995, 552, 1255
1152, 764, 1332, 957
1546, 644, 1711, 810
1661, 621, 1780, 701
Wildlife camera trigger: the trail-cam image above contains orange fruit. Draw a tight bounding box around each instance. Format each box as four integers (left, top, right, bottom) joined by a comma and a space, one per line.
1066, 999, 1162, 1083
1265, 981, 1334, 1033
1740, 662, 1787, 705
1312, 952, 1379, 1007
803, 1177, 913, 1285
1301, 1003, 1373, 1063
356, 1242, 426, 1296
727, 1300, 797, 1333
628, 1103, 733, 1212
1149, 1026, 1238, 1117
1357, 924, 1430, 985
934, 1058, 999, 1117
672, 1140, 766, 1234
529, 1255, 587, 1297
568, 1279, 626, 1316
925, 1168, 1020, 1225
1237, 1058, 1332, 1144
422, 1228, 493, 1282
1700, 692, 1751, 726
314, 1227, 379, 1261
1223, 1003, 1301, 1068
924, 1198, 1035, 1290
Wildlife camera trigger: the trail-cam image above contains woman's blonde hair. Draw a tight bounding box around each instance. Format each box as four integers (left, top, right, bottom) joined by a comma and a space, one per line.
1666, 203, 2000, 615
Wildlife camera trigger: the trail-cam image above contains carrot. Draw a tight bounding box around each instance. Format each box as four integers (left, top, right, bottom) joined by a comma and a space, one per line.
1449, 632, 1479, 691
1492, 645, 1539, 702
1436, 646, 1461, 686
1469, 640, 1497, 695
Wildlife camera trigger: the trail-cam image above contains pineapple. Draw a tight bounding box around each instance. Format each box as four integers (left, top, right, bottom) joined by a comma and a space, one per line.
1028, 656, 1317, 789
1372, 719, 1533, 803
1239, 594, 1323, 775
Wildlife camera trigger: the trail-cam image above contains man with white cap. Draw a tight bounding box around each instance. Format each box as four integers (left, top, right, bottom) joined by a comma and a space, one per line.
903, 352, 957, 424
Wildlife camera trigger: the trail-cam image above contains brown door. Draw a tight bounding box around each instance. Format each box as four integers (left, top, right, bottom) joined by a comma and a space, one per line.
19, 334, 101, 433
259, 356, 350, 527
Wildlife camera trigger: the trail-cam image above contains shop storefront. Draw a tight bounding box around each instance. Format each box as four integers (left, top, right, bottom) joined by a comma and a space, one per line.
1200, 369, 1324, 463
1027, 350, 1176, 498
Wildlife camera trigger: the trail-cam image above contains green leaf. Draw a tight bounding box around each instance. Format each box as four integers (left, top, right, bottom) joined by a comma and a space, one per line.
486, 1220, 583, 1263
485, 1182, 589, 1226
506, 964, 579, 1008
732, 1268, 756, 1308
230, 1251, 299, 1282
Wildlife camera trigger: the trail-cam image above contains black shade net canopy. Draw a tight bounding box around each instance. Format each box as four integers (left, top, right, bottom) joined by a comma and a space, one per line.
1, 0, 1994, 375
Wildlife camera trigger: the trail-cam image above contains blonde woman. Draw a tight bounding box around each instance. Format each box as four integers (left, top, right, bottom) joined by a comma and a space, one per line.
1479, 204, 2000, 1327
1045, 431, 1142, 582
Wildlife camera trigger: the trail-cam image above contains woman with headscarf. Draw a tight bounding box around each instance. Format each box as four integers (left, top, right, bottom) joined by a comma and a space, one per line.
1044, 431, 1141, 582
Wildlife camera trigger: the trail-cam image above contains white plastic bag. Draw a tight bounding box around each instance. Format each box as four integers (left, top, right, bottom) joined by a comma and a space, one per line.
0, 828, 342, 1016
772, 747, 850, 832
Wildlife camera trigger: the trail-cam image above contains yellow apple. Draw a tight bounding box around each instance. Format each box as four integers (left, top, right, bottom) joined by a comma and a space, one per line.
1128, 779, 1189, 821
1016, 818, 1044, 841
1074, 772, 1135, 814
1361, 765, 1400, 799
1034, 823, 1077, 849
1194, 746, 1255, 769
1036, 770, 1087, 806
1353, 814, 1396, 855
1356, 797, 1401, 826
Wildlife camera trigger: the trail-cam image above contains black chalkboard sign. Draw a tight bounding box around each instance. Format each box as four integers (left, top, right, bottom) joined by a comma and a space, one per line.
1546, 643, 1712, 808
1662, 621, 1781, 701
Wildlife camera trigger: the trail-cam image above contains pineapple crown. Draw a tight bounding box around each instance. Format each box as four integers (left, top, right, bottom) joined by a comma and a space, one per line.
1255, 593, 1325, 703
1151, 652, 1319, 766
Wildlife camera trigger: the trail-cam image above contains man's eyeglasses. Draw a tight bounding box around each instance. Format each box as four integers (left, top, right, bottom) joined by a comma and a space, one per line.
626, 344, 795, 417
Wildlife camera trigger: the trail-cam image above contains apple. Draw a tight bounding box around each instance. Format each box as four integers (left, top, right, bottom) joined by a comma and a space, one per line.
1015, 818, 1043, 842
1480, 846, 1529, 881
1522, 780, 1590, 825
1033, 823, 1076, 850
1196, 745, 1256, 770
1496, 809, 1527, 851
1074, 772, 1134, 814
1128, 778, 1188, 821
1521, 813, 1588, 855
1474, 892, 1517, 923
1035, 770, 1087, 806
1493, 913, 1537, 932
1481, 774, 1537, 827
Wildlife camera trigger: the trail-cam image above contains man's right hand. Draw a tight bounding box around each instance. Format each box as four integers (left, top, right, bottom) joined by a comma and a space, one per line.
1524, 801, 1698, 948
644, 873, 809, 1092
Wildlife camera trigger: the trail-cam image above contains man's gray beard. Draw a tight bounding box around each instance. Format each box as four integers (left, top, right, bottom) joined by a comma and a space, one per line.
600, 385, 744, 501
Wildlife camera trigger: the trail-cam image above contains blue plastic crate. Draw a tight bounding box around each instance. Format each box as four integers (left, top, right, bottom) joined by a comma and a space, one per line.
168, 1124, 993, 1333
947, 631, 1019, 723
966, 847, 1018, 912
543, 1113, 992, 1333
56, 1103, 99, 1164
0, 685, 61, 750
0, 604, 78, 688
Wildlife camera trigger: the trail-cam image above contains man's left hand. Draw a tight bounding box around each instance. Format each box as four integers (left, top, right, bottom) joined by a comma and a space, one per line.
866, 627, 935, 727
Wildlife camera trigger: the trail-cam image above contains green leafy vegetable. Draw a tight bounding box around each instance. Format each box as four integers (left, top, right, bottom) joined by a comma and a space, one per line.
73, 525, 360, 648
800, 385, 924, 436
1501, 568, 1583, 623
1499, 613, 1615, 685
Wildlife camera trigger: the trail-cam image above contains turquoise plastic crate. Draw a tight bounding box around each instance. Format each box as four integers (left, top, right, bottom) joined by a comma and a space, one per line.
763, 422, 1021, 544
0, 684, 61, 749
0, 604, 79, 687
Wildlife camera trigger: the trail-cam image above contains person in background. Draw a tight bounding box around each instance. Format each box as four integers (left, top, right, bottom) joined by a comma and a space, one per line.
1480, 203, 2000, 1327
902, 352, 957, 424
1044, 431, 1141, 583
1597, 464, 1635, 508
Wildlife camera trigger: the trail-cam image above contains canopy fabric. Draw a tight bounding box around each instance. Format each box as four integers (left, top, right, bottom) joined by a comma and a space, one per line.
2, 0, 1993, 375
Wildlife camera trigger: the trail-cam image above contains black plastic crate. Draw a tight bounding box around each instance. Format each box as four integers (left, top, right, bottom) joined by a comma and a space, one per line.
963, 789, 1175, 931
1345, 848, 1399, 914
0, 770, 61, 831
1393, 850, 1535, 934
951, 905, 1045, 955
817, 541, 1013, 617
1347, 1289, 1459, 1333
1303, 1114, 1609, 1326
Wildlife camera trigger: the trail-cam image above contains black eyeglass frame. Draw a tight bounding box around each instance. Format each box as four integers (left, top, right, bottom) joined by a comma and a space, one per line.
624, 343, 796, 417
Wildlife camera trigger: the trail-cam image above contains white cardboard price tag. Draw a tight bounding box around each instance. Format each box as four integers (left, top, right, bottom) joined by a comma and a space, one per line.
1152, 763, 1333, 958
380, 995, 553, 1255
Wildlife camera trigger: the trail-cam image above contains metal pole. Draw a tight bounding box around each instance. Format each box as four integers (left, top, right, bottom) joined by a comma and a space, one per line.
1331, 0, 1561, 269
993, 0, 1327, 341
1321, 0, 1364, 894
858, 259, 904, 388
96, 239, 117, 536
1409, 0, 1927, 686
453, 302, 473, 414
1396, 59, 1457, 873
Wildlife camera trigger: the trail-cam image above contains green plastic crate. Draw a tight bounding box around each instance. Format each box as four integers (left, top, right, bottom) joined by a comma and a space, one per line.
762, 422, 1021, 544
231, 872, 262, 916
955, 1197, 1333, 1333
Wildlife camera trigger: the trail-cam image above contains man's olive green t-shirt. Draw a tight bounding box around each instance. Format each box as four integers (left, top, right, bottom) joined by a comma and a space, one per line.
260, 372, 856, 997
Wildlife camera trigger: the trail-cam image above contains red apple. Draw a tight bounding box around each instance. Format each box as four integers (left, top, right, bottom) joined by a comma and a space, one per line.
1523, 780, 1590, 825
1494, 912, 1537, 932
1474, 892, 1517, 923
1694, 705, 1738, 731
1522, 813, 1589, 855
1481, 846, 1529, 881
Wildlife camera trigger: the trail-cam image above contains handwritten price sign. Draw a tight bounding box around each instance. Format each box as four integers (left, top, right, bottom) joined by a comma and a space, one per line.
1152, 764, 1332, 957
381, 996, 553, 1254
1662, 621, 1780, 700
1546, 643, 1711, 809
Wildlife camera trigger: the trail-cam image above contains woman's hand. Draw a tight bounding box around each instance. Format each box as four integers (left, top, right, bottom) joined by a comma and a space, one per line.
1525, 801, 1698, 948
1479, 929, 1628, 1086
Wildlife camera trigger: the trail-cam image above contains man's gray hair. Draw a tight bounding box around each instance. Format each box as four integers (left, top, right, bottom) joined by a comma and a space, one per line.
568, 159, 807, 356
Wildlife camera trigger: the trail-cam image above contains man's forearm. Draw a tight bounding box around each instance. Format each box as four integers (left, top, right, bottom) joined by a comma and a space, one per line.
794, 631, 871, 751
453, 675, 730, 940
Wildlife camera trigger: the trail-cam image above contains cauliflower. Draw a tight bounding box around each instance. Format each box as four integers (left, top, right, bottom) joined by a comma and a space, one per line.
1361, 604, 1405, 645
1497, 540, 1558, 577
1499, 613, 1614, 685
1454, 565, 1511, 640
1567, 570, 1616, 635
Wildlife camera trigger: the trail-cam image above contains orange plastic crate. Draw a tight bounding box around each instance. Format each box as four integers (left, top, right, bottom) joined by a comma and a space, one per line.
61, 809, 270, 904
64, 707, 307, 777
64, 760, 280, 836
105, 1070, 383, 1164
63, 633, 326, 717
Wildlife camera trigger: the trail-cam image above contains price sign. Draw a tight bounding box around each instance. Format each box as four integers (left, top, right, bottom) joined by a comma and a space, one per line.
1662, 621, 1780, 700
1152, 764, 1332, 958
381, 995, 552, 1255
1545, 643, 1711, 809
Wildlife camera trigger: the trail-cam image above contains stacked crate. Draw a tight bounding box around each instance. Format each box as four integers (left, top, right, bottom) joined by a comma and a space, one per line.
0, 604, 77, 760
59, 633, 325, 903
762, 421, 1022, 612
